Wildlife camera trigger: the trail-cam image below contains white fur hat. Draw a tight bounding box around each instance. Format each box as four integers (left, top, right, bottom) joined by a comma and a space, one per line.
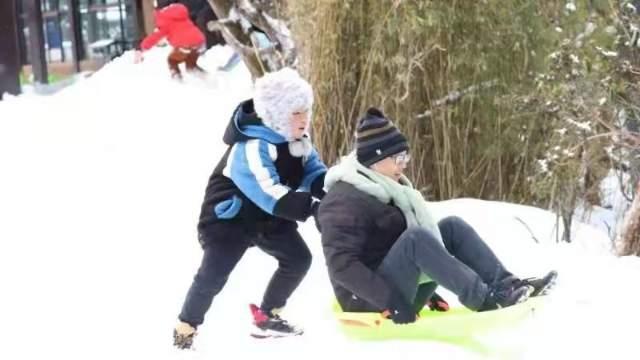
254, 68, 314, 141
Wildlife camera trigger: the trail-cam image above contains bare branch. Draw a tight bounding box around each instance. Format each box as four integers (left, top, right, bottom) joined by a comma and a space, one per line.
208, 20, 279, 57
416, 80, 499, 119
207, 20, 253, 56
514, 216, 541, 244
234, 0, 297, 67
206, 0, 298, 77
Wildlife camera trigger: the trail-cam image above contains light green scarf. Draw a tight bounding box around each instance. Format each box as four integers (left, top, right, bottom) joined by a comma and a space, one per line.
324, 152, 444, 247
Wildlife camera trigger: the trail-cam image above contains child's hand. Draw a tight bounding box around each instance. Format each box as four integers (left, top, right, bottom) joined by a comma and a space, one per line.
134, 50, 144, 64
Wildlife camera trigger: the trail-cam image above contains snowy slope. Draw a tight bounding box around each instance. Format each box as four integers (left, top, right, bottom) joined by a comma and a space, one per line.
1, 46, 640, 360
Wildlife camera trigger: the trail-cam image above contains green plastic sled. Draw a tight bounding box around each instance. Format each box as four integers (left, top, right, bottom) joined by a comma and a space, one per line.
334, 297, 543, 355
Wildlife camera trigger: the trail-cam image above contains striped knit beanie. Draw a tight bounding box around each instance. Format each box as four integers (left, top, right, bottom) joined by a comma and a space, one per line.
356, 108, 409, 166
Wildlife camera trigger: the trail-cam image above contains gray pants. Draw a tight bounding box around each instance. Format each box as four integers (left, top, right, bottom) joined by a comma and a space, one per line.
376, 216, 514, 311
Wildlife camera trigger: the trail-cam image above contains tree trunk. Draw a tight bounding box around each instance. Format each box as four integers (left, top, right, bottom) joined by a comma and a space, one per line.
206, 0, 296, 78
619, 181, 640, 256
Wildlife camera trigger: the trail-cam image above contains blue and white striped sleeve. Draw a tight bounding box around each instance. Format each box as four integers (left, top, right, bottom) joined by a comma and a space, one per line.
224, 139, 314, 221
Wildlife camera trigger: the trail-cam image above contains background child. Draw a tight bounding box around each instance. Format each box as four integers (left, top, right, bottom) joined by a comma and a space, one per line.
136, 3, 205, 79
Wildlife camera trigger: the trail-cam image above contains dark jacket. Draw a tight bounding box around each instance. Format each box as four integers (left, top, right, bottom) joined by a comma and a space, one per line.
318, 181, 408, 312
198, 99, 326, 233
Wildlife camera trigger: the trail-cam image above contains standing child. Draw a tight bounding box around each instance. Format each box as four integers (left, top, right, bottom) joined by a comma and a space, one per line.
173, 68, 327, 349
136, 3, 206, 79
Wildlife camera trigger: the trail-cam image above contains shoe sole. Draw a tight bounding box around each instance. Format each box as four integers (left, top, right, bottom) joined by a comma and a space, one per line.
173, 330, 195, 350
250, 329, 304, 339
515, 289, 531, 305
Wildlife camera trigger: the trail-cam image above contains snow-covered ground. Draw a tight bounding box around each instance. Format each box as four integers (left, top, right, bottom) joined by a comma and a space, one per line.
2, 46, 640, 360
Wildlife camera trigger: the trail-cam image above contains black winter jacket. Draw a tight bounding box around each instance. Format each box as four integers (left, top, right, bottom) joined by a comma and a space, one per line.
198, 100, 326, 233
318, 181, 408, 312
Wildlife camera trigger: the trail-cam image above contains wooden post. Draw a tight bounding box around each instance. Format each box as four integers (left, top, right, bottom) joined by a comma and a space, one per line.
16, 0, 28, 66
24, 0, 49, 84
68, 0, 85, 73
129, 0, 146, 45
141, 0, 156, 36
0, 0, 22, 99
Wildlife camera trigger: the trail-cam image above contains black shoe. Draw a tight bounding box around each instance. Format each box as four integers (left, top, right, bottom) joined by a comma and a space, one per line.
517, 270, 558, 297
249, 304, 303, 338
479, 284, 531, 312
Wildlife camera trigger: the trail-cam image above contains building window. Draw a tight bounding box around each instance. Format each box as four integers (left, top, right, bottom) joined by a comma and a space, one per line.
18, 0, 139, 66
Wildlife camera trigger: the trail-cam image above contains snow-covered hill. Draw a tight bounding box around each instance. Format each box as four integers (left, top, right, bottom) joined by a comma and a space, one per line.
1, 46, 639, 360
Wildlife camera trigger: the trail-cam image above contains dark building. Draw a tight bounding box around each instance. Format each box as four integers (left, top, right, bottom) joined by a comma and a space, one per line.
1, 0, 154, 98
0, 1, 22, 99
1, 0, 224, 99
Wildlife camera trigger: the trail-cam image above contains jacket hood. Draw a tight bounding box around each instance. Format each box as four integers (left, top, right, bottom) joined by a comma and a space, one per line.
155, 3, 190, 27
254, 68, 313, 141
222, 99, 288, 145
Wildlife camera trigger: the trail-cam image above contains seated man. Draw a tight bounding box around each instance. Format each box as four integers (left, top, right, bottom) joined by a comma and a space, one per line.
317, 108, 556, 324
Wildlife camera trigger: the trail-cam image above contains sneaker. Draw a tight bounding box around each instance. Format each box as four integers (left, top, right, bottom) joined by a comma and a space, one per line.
517, 270, 558, 297
249, 304, 303, 338
479, 284, 531, 312
187, 65, 207, 74
173, 321, 197, 350
170, 70, 183, 81
186, 67, 209, 81
426, 292, 450, 312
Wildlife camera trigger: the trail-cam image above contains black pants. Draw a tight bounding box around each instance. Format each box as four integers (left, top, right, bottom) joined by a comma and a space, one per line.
178, 221, 312, 327
377, 216, 515, 311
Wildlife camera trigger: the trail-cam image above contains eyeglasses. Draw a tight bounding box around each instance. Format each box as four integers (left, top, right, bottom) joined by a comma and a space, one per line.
392, 152, 411, 165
